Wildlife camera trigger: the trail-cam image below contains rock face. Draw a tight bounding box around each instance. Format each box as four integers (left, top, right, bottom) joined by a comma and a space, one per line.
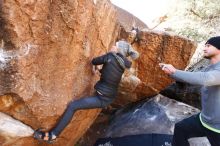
135, 31, 196, 98
0, 112, 33, 138
114, 5, 148, 31
0, 0, 197, 145
78, 95, 210, 146
104, 95, 211, 146
0, 0, 118, 145
106, 95, 199, 137
114, 31, 197, 106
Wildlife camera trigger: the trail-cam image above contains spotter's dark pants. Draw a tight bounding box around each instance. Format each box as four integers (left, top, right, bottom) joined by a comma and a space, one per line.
172, 113, 220, 146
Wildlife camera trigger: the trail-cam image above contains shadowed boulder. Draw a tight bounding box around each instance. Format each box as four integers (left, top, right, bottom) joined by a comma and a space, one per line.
106, 95, 199, 137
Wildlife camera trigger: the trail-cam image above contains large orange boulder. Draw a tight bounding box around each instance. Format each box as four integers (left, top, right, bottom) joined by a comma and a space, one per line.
0, 0, 118, 145
136, 31, 197, 97
0, 0, 197, 145
115, 31, 197, 106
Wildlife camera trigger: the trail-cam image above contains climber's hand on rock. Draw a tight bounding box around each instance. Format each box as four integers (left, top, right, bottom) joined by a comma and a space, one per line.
92, 65, 101, 75
92, 65, 97, 75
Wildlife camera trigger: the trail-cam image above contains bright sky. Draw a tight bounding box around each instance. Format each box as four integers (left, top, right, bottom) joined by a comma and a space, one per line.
110, 0, 176, 28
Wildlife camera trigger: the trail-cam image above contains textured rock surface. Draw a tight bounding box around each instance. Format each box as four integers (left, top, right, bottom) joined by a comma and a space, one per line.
105, 95, 210, 146
114, 31, 197, 106
135, 31, 196, 97
0, 0, 118, 145
0, 112, 33, 138
106, 95, 199, 137
78, 95, 211, 146
189, 137, 211, 146
0, 0, 197, 145
114, 5, 148, 31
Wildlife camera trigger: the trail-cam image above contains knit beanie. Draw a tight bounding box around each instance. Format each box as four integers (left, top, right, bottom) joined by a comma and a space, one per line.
205, 36, 220, 50
116, 40, 139, 60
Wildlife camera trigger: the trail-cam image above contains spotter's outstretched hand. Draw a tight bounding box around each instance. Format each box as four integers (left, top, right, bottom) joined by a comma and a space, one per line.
159, 63, 176, 75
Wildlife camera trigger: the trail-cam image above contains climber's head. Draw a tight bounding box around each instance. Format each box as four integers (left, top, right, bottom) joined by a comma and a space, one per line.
127, 27, 140, 44
127, 29, 137, 43
116, 40, 139, 60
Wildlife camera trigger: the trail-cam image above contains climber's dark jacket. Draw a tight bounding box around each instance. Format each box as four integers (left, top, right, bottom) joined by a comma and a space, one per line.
92, 52, 131, 98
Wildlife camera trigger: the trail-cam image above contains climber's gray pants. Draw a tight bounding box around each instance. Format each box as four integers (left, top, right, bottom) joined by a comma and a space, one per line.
51, 92, 113, 136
